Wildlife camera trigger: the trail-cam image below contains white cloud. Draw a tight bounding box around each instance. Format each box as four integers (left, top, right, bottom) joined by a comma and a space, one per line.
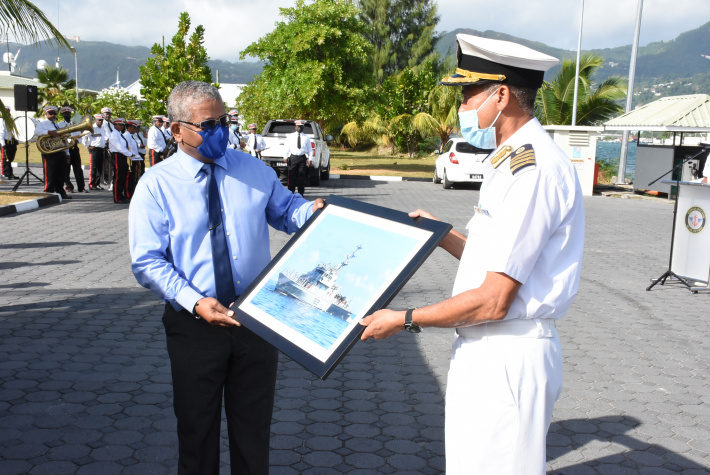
23, 0, 710, 62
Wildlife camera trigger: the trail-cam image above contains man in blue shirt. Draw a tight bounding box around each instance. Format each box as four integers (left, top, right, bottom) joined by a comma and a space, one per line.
129, 81, 324, 475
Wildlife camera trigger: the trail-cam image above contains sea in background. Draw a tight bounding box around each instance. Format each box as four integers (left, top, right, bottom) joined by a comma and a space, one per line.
596, 141, 637, 179
251, 277, 350, 350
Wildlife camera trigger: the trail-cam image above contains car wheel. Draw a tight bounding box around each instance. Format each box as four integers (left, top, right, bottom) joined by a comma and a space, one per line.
433, 167, 441, 184
443, 169, 453, 189
321, 161, 330, 180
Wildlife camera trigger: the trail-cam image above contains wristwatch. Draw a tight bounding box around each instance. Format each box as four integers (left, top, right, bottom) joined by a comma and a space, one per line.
404, 308, 422, 333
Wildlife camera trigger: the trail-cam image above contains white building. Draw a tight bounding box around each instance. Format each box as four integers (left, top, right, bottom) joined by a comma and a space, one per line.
123, 80, 245, 107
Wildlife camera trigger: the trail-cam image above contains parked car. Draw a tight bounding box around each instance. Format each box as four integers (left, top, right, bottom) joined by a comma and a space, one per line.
259, 119, 333, 186
433, 138, 492, 189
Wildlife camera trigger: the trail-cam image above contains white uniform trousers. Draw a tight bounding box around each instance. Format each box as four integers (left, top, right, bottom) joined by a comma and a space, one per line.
445, 318, 563, 475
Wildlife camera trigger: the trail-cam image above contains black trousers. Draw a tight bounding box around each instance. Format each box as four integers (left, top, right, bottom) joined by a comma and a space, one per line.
287, 154, 308, 195
42, 151, 68, 195
64, 145, 85, 191
162, 304, 278, 475
127, 159, 143, 198
113, 152, 128, 202
88, 147, 104, 188
150, 148, 163, 166
1, 140, 17, 177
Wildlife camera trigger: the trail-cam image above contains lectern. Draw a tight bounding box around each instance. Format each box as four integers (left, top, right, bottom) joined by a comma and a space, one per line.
648, 180, 710, 292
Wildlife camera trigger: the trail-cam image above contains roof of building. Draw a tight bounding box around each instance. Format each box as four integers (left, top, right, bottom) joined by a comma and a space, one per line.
0, 71, 43, 88
604, 94, 710, 132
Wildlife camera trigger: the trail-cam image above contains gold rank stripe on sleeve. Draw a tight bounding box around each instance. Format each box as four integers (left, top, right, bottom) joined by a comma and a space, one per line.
509, 144, 537, 175
488, 145, 513, 168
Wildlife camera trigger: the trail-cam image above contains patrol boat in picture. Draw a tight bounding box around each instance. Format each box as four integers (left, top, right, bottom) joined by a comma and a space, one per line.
274, 245, 363, 322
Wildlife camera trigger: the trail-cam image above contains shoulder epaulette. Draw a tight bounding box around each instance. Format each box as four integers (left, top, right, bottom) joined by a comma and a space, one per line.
510, 144, 536, 175
488, 145, 513, 169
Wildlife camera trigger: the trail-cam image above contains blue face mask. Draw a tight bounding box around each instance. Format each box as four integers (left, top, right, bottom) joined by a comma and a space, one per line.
458, 87, 501, 150
230, 124, 238, 131
196, 124, 229, 159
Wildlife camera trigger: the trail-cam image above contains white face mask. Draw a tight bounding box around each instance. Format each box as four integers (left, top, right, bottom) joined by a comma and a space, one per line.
458, 87, 501, 150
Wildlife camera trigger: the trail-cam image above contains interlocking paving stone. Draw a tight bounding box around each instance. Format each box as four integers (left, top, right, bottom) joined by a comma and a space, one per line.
2, 178, 710, 473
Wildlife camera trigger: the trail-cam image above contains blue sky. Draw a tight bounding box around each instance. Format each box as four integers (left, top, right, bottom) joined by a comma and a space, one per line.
20, 0, 710, 62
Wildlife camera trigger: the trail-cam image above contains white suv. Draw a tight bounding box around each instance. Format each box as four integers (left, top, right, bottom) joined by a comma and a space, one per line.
433, 138, 492, 189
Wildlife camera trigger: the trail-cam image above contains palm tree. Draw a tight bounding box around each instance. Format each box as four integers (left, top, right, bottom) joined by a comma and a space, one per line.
411, 84, 461, 145
36, 65, 75, 109
536, 53, 627, 126
0, 0, 72, 130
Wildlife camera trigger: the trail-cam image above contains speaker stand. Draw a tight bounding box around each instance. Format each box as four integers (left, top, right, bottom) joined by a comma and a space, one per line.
11, 112, 43, 192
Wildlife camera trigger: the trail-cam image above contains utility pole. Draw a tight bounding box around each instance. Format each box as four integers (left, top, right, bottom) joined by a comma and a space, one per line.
571, 0, 584, 126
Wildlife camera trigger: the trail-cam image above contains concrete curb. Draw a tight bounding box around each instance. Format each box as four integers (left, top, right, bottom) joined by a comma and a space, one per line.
0, 192, 62, 217
330, 174, 431, 182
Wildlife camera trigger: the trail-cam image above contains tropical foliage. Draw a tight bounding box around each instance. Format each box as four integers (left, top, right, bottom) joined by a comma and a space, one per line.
35, 66, 75, 108
536, 53, 627, 126
237, 0, 374, 131
139, 12, 212, 122
95, 88, 142, 120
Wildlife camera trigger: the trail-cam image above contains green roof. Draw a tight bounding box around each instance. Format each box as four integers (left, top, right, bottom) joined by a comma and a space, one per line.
604, 94, 710, 132
0, 74, 43, 89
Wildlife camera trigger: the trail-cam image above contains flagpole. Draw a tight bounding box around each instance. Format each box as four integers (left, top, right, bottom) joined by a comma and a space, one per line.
571, 0, 584, 126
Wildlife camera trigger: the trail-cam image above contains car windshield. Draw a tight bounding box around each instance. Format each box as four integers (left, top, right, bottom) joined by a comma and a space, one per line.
268, 122, 314, 135
455, 142, 493, 155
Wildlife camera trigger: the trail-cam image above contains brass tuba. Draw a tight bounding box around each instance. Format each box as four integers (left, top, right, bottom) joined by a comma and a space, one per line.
36, 116, 93, 154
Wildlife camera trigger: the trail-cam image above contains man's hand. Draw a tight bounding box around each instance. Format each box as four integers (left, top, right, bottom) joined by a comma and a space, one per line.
312, 198, 325, 213
360, 309, 405, 340
409, 209, 439, 221
194, 297, 240, 327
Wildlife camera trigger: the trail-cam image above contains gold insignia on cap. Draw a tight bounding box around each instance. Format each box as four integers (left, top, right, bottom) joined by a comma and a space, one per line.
441, 69, 507, 84
489, 145, 513, 168
510, 144, 536, 175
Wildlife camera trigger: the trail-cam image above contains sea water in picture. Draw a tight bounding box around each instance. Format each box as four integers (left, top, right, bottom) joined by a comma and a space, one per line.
241, 204, 431, 362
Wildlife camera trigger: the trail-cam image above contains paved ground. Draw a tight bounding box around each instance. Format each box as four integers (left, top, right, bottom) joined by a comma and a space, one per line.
1, 173, 709, 474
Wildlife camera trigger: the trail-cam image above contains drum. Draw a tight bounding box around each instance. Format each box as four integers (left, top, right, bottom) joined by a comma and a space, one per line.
13, 115, 40, 143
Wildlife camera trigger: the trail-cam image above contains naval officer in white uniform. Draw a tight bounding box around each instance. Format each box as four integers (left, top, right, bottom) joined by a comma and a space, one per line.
360, 34, 585, 474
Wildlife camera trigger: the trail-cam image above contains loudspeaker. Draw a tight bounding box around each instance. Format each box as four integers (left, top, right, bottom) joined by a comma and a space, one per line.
14, 84, 38, 112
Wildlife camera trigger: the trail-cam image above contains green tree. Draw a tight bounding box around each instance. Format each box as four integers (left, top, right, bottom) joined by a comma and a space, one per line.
35, 65, 75, 109
0, 0, 72, 131
411, 84, 461, 145
139, 12, 213, 122
536, 53, 627, 126
95, 87, 142, 120
237, 0, 374, 132
358, 0, 440, 83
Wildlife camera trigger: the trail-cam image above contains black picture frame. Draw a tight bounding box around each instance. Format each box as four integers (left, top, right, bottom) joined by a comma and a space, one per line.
234, 195, 452, 379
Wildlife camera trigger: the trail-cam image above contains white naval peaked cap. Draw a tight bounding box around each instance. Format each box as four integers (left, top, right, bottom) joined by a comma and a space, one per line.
441, 34, 559, 89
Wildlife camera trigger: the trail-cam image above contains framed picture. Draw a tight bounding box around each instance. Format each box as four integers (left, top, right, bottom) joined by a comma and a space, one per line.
235, 195, 452, 379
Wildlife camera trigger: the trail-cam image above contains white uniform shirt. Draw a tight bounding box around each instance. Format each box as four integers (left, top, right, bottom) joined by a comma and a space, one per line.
452, 118, 585, 321
245, 133, 266, 155
109, 128, 133, 156
133, 131, 146, 155
83, 124, 107, 148
0, 117, 12, 146
283, 131, 312, 159
33, 118, 70, 156
147, 125, 168, 152
162, 125, 172, 138
123, 131, 141, 160
227, 129, 242, 150
101, 120, 114, 143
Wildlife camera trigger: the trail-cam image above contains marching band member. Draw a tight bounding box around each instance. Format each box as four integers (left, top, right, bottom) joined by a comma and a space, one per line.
147, 115, 169, 165
125, 120, 143, 198
84, 114, 107, 190
33, 105, 71, 199
60, 106, 88, 193
1, 106, 18, 179
108, 118, 137, 204
245, 123, 266, 158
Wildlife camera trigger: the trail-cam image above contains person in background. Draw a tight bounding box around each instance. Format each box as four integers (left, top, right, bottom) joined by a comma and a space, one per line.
129, 80, 324, 474
108, 117, 137, 204
125, 119, 143, 199
147, 115, 169, 166
100, 107, 115, 190
132, 119, 147, 176
245, 123, 266, 159
227, 115, 242, 150
33, 105, 71, 199
0, 106, 18, 179
283, 120, 312, 196
60, 106, 88, 193
360, 34, 585, 475
84, 114, 107, 190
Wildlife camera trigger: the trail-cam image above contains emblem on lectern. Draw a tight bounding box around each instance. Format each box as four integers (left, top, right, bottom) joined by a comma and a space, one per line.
685, 206, 706, 233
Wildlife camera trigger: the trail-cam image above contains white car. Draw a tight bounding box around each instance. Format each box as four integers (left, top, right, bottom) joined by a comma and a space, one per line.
433, 138, 492, 189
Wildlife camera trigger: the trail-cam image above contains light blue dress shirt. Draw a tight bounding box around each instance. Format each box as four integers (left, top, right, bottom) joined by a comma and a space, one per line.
128, 146, 314, 313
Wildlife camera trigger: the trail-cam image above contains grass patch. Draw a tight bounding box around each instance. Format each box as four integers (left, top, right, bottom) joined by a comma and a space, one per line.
330, 150, 435, 178
0, 191, 51, 206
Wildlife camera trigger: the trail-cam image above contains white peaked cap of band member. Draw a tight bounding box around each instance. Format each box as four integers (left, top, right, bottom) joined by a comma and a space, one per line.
228, 109, 238, 116
152, 115, 163, 121
101, 107, 112, 113
112, 118, 125, 125
44, 105, 58, 112
248, 123, 257, 129
60, 106, 73, 113
126, 120, 140, 126
440, 34, 559, 89
93, 114, 103, 119
294, 120, 305, 126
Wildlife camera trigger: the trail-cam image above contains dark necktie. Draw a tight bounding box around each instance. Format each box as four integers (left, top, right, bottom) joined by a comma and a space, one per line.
158, 127, 168, 147
204, 163, 235, 305
297, 132, 301, 150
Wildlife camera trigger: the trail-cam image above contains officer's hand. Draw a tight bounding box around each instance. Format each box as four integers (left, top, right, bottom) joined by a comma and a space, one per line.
194, 297, 241, 327
360, 309, 404, 340
409, 209, 440, 221
312, 198, 325, 213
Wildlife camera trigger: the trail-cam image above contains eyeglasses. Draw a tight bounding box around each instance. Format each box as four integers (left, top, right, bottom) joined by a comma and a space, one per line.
178, 114, 230, 131
46, 111, 56, 115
